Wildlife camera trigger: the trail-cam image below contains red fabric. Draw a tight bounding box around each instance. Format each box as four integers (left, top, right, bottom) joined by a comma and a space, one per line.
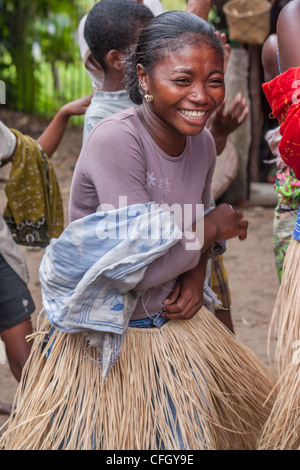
262, 67, 300, 180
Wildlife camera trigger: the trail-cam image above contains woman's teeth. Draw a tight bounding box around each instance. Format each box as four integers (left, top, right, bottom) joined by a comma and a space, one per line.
180, 109, 206, 119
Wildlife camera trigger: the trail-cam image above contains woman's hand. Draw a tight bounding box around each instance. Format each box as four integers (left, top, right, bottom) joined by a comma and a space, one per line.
162, 274, 203, 320
192, 203, 248, 254
210, 203, 249, 242
161, 250, 210, 320
208, 93, 249, 155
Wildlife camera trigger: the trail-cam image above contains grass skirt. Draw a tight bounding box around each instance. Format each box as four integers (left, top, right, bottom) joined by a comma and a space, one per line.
268, 237, 300, 374
0, 307, 275, 450
258, 237, 300, 449
258, 360, 300, 450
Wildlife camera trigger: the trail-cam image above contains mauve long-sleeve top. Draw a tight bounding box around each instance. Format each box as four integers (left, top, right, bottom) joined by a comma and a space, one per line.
69, 107, 216, 319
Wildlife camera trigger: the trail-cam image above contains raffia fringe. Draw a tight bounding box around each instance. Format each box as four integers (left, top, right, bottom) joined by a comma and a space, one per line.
0, 307, 275, 450
258, 359, 300, 450
258, 237, 300, 450
268, 237, 300, 374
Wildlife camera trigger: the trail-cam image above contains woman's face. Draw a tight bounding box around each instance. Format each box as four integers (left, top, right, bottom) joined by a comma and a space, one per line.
138, 42, 225, 137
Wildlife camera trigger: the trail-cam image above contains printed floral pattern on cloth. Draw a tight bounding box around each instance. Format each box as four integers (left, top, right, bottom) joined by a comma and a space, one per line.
3, 129, 64, 247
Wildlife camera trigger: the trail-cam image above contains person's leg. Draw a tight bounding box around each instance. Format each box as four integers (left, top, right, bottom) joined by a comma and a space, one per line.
214, 309, 234, 333
0, 254, 35, 386
1, 318, 32, 381
211, 255, 234, 333
273, 204, 298, 283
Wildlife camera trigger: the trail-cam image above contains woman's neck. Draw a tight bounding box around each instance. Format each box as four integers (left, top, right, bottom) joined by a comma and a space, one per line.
138, 104, 186, 157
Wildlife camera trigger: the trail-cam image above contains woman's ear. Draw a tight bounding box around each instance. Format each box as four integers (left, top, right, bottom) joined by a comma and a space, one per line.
136, 63, 149, 93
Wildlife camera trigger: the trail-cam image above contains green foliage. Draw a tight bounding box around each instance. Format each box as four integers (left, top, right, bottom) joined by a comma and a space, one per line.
161, 0, 186, 10
0, 0, 228, 120
161, 0, 226, 30
0, 0, 94, 114
35, 60, 93, 125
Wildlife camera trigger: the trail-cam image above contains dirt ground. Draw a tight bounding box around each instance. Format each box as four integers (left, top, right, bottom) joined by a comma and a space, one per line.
0, 113, 280, 433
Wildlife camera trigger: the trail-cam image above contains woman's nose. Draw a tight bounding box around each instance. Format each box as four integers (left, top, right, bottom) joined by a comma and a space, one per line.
189, 87, 209, 104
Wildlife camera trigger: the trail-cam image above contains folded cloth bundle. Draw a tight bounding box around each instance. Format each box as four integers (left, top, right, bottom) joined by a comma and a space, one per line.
3, 129, 64, 247
39, 203, 184, 380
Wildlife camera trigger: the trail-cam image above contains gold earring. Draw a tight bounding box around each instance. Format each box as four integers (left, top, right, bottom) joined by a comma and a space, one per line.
144, 91, 153, 102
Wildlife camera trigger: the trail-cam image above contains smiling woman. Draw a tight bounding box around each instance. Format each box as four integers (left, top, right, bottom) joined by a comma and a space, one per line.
0, 11, 275, 451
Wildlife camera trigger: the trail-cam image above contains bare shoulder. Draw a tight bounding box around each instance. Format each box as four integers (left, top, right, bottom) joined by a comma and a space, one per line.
277, 0, 300, 71
262, 34, 279, 81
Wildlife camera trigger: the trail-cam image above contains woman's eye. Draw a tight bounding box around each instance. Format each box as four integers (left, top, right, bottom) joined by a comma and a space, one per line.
209, 78, 224, 87
174, 78, 190, 84
210, 75, 224, 83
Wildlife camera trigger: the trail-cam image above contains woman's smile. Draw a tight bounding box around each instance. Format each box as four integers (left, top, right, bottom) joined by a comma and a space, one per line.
178, 108, 207, 121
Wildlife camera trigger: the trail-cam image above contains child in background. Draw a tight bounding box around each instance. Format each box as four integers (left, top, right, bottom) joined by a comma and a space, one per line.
81, 0, 154, 143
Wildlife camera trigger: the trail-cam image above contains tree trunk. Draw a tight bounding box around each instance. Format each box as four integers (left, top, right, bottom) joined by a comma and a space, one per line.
51, 62, 60, 91
220, 46, 251, 204
10, 0, 36, 114
248, 45, 264, 183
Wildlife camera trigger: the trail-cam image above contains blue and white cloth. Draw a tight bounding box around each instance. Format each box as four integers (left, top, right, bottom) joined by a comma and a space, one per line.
293, 208, 300, 241
39, 203, 182, 381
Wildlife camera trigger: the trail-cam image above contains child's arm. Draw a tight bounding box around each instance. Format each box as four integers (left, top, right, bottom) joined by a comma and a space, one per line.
37, 94, 92, 158
185, 0, 211, 21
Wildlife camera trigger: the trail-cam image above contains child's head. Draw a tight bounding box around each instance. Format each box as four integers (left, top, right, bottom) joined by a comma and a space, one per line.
84, 0, 154, 73
124, 10, 224, 105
